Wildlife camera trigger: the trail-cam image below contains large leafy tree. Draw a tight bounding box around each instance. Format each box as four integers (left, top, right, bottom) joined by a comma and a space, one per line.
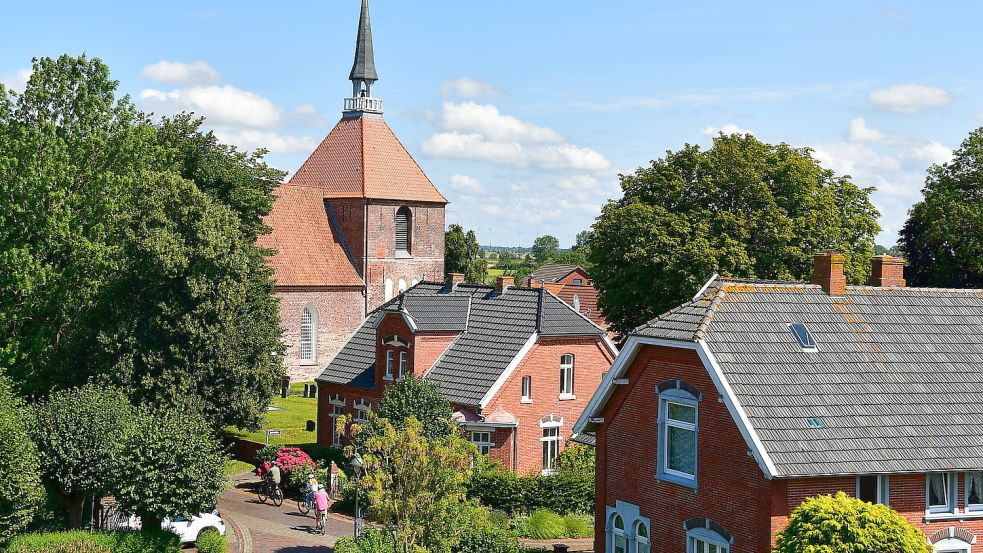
113, 406, 226, 534
0, 55, 283, 429
900, 127, 983, 288
0, 375, 42, 543
358, 374, 455, 442
28, 384, 134, 529
588, 133, 880, 336
445, 224, 488, 284
531, 235, 560, 264
774, 492, 930, 552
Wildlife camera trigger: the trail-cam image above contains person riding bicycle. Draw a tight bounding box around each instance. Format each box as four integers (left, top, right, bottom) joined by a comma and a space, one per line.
269, 461, 281, 488
304, 473, 319, 504
314, 484, 329, 528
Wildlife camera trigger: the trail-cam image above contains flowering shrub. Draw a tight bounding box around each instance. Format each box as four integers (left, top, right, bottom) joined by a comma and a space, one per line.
275, 447, 317, 496
275, 446, 314, 471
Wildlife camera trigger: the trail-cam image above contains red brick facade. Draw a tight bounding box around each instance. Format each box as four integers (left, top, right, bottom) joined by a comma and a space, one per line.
595, 342, 983, 552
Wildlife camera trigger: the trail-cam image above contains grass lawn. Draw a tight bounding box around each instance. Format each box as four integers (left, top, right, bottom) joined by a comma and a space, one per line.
224, 459, 256, 475
228, 381, 318, 446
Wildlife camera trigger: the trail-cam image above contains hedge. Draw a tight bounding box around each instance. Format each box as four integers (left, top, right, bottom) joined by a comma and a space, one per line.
194, 529, 227, 553
468, 468, 593, 515
5, 530, 181, 553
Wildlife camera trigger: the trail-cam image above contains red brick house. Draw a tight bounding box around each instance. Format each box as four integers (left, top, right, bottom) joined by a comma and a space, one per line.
575, 253, 983, 553
527, 264, 609, 332
317, 274, 617, 475
258, 0, 446, 380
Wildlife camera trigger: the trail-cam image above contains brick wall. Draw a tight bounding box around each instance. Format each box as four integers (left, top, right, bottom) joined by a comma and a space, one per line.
556, 268, 591, 286
484, 336, 615, 475
595, 344, 774, 553
316, 381, 381, 446
325, 198, 367, 274
365, 202, 445, 311
276, 288, 365, 381
414, 331, 460, 376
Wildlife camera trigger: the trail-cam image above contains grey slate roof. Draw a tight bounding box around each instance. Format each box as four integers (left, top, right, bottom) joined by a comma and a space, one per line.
317, 282, 605, 406
349, 0, 378, 83
528, 264, 582, 283
636, 277, 983, 477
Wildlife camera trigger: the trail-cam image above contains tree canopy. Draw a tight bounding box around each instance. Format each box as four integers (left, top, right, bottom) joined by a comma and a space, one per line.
531, 235, 560, 264
900, 127, 983, 288
0, 54, 283, 430
0, 376, 42, 543
774, 492, 930, 553
445, 224, 488, 284
587, 133, 880, 336
360, 374, 455, 442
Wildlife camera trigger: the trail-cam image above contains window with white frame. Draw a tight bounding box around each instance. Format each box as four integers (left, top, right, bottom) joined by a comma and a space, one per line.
927, 472, 957, 515
398, 351, 407, 379
634, 521, 650, 553
609, 514, 626, 553
354, 400, 371, 424
398, 278, 407, 293
521, 376, 532, 402
659, 391, 698, 487
385, 350, 394, 379
385, 278, 394, 301
470, 431, 492, 456
967, 471, 983, 512
688, 529, 730, 553
573, 278, 583, 285
856, 474, 889, 505
559, 354, 575, 398
328, 396, 346, 447
300, 306, 317, 363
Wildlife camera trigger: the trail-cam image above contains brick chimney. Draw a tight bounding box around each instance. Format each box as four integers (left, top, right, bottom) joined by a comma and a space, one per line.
811, 252, 846, 296
869, 255, 906, 288
445, 272, 465, 290
495, 276, 514, 293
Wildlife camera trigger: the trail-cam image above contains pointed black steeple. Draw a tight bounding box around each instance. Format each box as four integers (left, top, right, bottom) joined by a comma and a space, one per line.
349, 0, 378, 88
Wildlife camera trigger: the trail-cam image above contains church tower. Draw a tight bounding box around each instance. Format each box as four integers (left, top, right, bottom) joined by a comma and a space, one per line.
260, 0, 447, 380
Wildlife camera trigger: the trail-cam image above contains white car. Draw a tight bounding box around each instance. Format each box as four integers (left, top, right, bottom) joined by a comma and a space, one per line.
121, 509, 227, 544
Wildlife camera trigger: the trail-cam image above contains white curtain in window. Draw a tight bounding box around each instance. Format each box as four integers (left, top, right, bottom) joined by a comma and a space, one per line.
969, 472, 983, 505
929, 473, 948, 507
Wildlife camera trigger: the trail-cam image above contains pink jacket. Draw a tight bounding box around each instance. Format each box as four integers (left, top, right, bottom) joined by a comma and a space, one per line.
314, 489, 329, 511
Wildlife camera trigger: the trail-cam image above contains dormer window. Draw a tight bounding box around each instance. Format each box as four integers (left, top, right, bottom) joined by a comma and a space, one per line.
790, 323, 817, 351
395, 206, 412, 255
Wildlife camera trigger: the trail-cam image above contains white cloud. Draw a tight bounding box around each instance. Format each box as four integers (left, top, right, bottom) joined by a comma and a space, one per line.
701, 123, 753, 137
139, 85, 282, 129
440, 78, 503, 99
570, 97, 667, 111
0, 68, 31, 93
905, 141, 953, 165
212, 129, 317, 155
847, 117, 909, 145
292, 104, 326, 127
812, 142, 903, 177
868, 84, 952, 114
141, 60, 221, 87
439, 102, 562, 143
448, 174, 485, 194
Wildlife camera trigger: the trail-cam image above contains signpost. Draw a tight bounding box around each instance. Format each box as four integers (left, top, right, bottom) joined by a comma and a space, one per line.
265, 429, 281, 446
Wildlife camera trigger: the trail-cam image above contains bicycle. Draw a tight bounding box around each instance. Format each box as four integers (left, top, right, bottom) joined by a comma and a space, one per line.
257, 478, 284, 507
314, 509, 327, 535
298, 495, 313, 516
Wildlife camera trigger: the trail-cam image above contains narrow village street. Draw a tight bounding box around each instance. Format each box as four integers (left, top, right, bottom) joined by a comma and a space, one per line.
220, 472, 352, 553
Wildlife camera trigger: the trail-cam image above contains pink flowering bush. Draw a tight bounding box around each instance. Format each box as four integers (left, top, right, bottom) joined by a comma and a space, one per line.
275, 447, 317, 496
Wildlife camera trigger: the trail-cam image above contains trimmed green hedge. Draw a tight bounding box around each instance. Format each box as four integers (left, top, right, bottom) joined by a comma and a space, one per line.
5, 530, 181, 553
332, 528, 393, 553
468, 468, 593, 515
194, 529, 227, 553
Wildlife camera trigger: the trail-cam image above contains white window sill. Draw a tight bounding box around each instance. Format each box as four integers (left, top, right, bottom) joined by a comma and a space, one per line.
541, 469, 557, 476
923, 511, 983, 522
520, 398, 533, 404
300, 360, 319, 366
559, 394, 577, 401
395, 250, 413, 259
383, 375, 394, 381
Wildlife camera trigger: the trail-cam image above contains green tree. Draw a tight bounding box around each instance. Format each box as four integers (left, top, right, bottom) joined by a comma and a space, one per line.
588, 133, 880, 336
353, 416, 478, 553
551, 250, 590, 271
0, 375, 42, 543
874, 244, 903, 257
774, 492, 930, 553
572, 230, 592, 252
445, 224, 488, 284
361, 374, 454, 442
0, 55, 283, 430
900, 128, 983, 288
531, 235, 560, 264
496, 251, 516, 270
113, 406, 226, 534
28, 384, 134, 529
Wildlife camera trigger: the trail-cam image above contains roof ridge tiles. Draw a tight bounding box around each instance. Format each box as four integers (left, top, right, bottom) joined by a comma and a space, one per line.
694, 286, 729, 341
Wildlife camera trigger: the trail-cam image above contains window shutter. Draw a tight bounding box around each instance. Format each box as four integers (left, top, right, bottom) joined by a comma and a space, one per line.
395, 207, 410, 252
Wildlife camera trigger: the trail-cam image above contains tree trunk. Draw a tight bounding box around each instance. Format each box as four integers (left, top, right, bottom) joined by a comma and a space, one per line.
66, 492, 86, 530
142, 514, 163, 534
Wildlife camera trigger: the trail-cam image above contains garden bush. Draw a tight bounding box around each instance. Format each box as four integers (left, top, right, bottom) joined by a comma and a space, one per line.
274, 446, 317, 496
194, 528, 227, 553
256, 444, 281, 464
332, 527, 393, 553
563, 513, 594, 538
468, 462, 593, 515
5, 530, 180, 553
453, 527, 522, 553
523, 509, 566, 540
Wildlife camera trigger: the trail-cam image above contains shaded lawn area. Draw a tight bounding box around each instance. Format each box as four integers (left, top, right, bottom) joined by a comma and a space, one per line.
227, 381, 318, 446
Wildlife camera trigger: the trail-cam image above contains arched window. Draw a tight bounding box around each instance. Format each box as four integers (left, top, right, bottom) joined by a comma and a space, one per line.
385, 278, 394, 301
687, 527, 730, 553
395, 207, 412, 254
398, 278, 407, 294
560, 354, 575, 398
635, 521, 650, 553
300, 305, 317, 363
608, 514, 626, 553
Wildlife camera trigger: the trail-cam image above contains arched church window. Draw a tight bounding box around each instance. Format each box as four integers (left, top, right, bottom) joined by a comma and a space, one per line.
395, 207, 412, 254
300, 305, 317, 363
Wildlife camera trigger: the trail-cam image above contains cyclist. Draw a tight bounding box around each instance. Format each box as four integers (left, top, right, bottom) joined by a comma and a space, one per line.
314, 484, 329, 533
305, 473, 319, 506
269, 461, 282, 491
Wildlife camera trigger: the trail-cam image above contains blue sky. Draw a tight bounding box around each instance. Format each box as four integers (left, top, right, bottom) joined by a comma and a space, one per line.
2, 1, 981, 248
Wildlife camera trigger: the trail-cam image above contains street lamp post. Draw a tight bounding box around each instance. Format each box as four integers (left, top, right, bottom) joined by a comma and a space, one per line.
351, 453, 364, 539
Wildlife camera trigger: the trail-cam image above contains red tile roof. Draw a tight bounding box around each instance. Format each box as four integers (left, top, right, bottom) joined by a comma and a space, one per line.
554, 284, 609, 330
258, 184, 363, 287
288, 116, 447, 204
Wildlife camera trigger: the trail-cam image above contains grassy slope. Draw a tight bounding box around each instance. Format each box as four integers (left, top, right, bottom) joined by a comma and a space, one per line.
229, 381, 318, 445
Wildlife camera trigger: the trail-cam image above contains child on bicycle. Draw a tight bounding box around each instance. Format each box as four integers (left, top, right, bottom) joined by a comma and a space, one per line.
305, 473, 319, 505
314, 484, 329, 530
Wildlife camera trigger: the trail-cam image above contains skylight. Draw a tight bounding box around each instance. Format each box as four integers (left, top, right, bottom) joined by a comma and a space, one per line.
790, 323, 818, 350
807, 417, 824, 429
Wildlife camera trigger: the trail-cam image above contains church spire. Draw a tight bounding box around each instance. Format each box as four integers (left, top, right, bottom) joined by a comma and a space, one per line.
344, 0, 383, 115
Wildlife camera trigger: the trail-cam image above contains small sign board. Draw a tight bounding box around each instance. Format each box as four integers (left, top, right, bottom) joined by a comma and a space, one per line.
265, 429, 281, 445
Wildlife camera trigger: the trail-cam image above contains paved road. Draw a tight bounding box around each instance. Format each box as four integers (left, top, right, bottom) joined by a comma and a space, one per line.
221, 472, 354, 553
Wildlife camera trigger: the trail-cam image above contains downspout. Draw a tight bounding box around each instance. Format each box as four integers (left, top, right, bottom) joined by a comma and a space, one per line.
513, 424, 519, 472
363, 202, 369, 316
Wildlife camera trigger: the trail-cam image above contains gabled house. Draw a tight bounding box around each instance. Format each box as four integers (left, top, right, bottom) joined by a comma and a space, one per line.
575, 253, 983, 553
317, 274, 617, 475
527, 264, 609, 332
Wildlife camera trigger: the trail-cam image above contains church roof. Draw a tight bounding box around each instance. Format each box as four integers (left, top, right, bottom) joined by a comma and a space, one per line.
288, 116, 447, 204
257, 184, 363, 288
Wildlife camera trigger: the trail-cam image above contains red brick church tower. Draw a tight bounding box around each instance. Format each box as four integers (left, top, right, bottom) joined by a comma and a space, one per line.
260, 0, 447, 380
